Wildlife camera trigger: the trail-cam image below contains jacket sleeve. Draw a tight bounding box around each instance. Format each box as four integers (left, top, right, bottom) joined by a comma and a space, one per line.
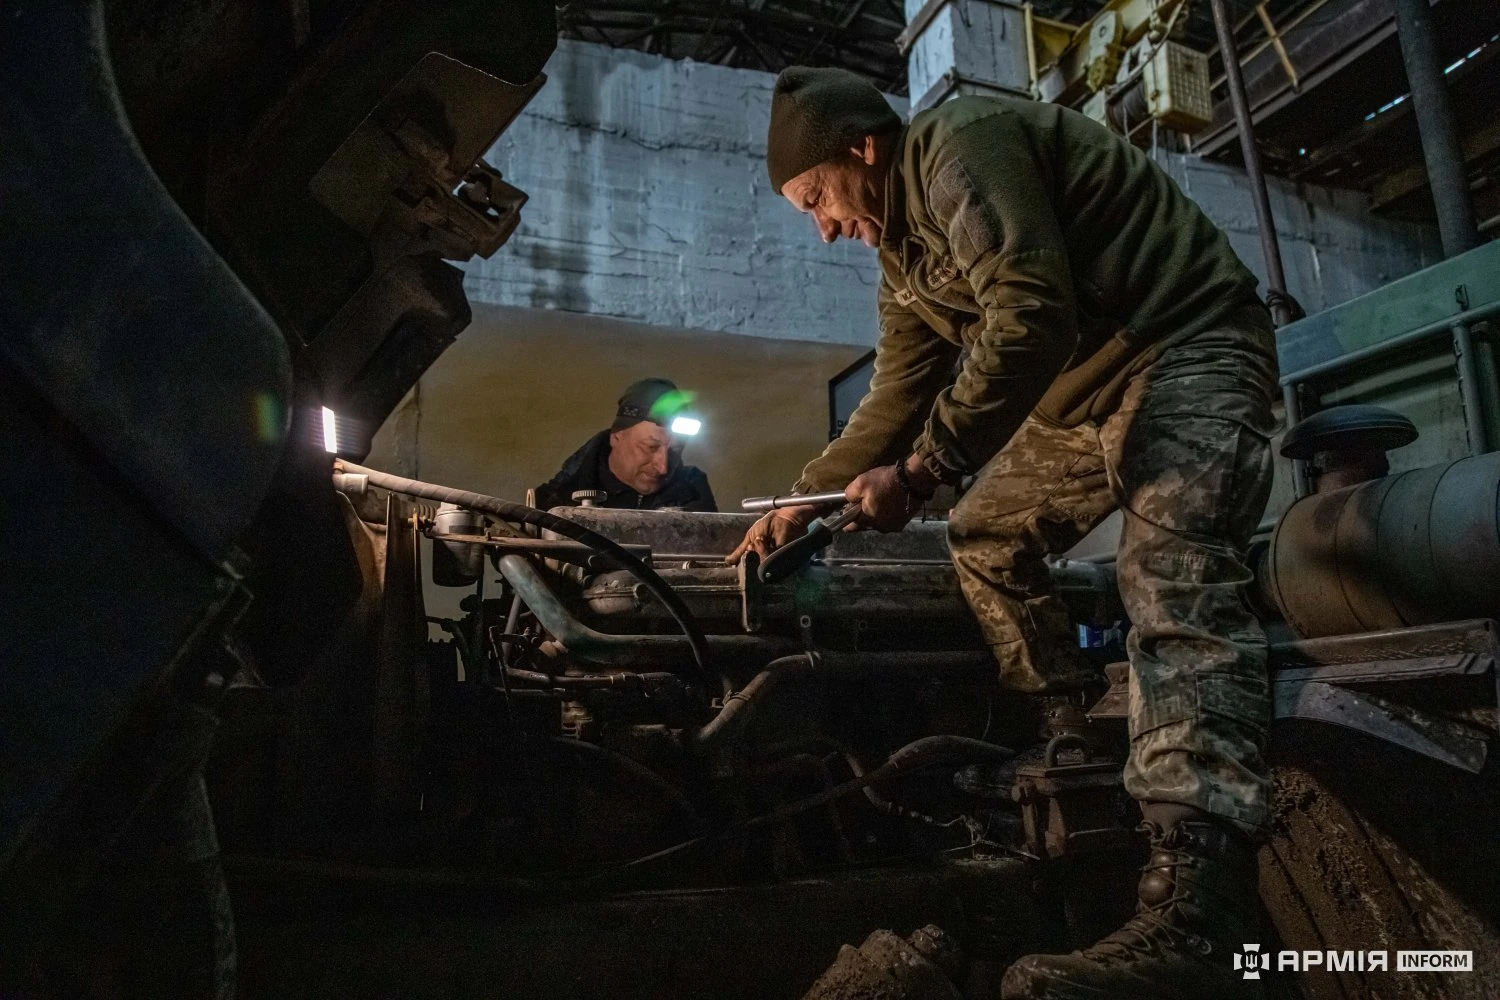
687, 470, 718, 513
911, 114, 1078, 482
793, 277, 960, 493
532, 473, 572, 510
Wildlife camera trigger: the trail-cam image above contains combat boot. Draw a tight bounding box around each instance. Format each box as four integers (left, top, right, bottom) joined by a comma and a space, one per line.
1000, 815, 1264, 1000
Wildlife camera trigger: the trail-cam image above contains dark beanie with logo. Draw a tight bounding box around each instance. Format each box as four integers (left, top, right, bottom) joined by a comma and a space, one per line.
766, 66, 901, 194
612, 377, 680, 432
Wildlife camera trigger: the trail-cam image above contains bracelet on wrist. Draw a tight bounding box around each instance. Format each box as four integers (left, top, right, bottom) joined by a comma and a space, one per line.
893, 459, 929, 513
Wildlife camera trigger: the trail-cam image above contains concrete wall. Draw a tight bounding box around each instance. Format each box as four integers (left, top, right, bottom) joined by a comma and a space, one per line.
467, 39, 892, 347
368, 303, 865, 509
1162, 152, 1443, 316
467, 39, 1438, 349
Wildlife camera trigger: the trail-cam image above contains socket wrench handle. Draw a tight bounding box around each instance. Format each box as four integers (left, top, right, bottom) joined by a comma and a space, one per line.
757, 503, 862, 584
741, 490, 848, 512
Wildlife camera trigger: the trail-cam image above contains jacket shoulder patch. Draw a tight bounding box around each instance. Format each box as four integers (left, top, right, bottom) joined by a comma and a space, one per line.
894, 287, 917, 306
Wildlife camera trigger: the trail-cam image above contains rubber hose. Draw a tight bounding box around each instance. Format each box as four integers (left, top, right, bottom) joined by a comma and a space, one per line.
333, 460, 713, 689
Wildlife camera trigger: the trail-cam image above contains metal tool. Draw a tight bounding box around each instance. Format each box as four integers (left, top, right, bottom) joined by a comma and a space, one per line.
741, 491, 848, 512
758, 502, 863, 584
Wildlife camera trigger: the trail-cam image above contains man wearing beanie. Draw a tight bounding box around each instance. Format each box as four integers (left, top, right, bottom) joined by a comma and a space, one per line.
735, 66, 1279, 1000
534, 378, 716, 512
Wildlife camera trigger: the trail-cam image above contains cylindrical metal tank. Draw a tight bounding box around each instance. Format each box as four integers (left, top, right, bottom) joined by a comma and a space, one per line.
1261, 451, 1500, 637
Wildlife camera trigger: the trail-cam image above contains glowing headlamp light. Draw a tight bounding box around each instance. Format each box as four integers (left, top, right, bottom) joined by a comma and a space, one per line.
322, 406, 340, 453
670, 415, 702, 436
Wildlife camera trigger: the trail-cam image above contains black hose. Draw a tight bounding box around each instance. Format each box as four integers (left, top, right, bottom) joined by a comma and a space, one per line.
334, 461, 713, 690
691, 653, 816, 750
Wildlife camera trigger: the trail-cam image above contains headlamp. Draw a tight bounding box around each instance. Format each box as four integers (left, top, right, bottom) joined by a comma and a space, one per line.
322, 406, 340, 453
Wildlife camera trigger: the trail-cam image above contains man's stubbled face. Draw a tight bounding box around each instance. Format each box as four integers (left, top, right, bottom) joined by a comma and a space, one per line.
609, 421, 673, 495
781, 138, 888, 249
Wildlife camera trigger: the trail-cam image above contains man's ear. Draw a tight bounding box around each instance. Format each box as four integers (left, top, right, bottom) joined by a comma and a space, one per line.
851, 135, 878, 165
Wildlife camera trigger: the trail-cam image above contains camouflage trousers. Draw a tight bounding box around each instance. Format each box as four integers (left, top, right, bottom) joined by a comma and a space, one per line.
947, 316, 1280, 836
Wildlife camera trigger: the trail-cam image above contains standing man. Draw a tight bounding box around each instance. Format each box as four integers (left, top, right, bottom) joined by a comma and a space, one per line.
731, 68, 1278, 999
535, 378, 717, 512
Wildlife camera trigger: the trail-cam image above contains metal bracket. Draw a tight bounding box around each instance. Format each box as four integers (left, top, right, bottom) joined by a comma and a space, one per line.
308, 55, 543, 270
1012, 735, 1134, 860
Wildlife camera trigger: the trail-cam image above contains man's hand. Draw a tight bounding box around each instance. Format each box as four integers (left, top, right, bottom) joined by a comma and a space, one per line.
846, 455, 939, 533
726, 507, 818, 564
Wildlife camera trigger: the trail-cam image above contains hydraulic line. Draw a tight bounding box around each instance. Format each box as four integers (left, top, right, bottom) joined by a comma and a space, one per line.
333, 460, 715, 692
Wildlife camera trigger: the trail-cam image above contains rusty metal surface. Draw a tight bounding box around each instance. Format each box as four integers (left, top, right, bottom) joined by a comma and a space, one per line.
581, 563, 972, 625
1271, 619, 1500, 669
1012, 738, 1135, 861
547, 508, 955, 563
1265, 453, 1500, 637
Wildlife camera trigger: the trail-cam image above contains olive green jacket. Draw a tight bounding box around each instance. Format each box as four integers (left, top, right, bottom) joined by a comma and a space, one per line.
794, 95, 1268, 493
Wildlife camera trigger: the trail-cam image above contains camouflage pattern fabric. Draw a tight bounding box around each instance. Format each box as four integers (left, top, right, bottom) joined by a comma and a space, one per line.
948, 316, 1279, 836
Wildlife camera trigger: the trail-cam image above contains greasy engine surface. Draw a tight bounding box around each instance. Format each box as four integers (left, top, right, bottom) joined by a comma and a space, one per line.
208, 501, 1127, 880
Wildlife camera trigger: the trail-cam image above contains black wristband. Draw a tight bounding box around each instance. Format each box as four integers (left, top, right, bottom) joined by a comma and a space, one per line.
893, 459, 929, 514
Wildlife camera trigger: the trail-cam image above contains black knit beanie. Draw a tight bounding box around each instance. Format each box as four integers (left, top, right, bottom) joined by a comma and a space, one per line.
612, 377, 680, 431
766, 67, 901, 194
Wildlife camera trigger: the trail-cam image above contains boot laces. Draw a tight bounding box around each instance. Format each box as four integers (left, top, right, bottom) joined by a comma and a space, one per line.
1081, 856, 1214, 964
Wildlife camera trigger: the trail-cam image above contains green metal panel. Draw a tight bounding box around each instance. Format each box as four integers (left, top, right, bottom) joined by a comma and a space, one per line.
1277, 240, 1500, 376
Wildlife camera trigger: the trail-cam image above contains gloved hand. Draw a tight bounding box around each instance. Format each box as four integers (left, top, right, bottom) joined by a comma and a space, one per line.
725, 506, 818, 564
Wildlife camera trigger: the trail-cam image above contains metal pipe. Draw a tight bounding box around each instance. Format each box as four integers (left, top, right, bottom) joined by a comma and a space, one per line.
692, 654, 818, 752
1390, 0, 1480, 257
737, 735, 1014, 833
497, 554, 742, 696
334, 460, 713, 683
1278, 299, 1500, 385
1210, 0, 1294, 326
1262, 452, 1500, 637
742, 491, 848, 512
1453, 322, 1490, 454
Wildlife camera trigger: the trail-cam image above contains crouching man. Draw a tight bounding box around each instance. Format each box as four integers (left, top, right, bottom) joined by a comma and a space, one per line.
730, 67, 1278, 999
